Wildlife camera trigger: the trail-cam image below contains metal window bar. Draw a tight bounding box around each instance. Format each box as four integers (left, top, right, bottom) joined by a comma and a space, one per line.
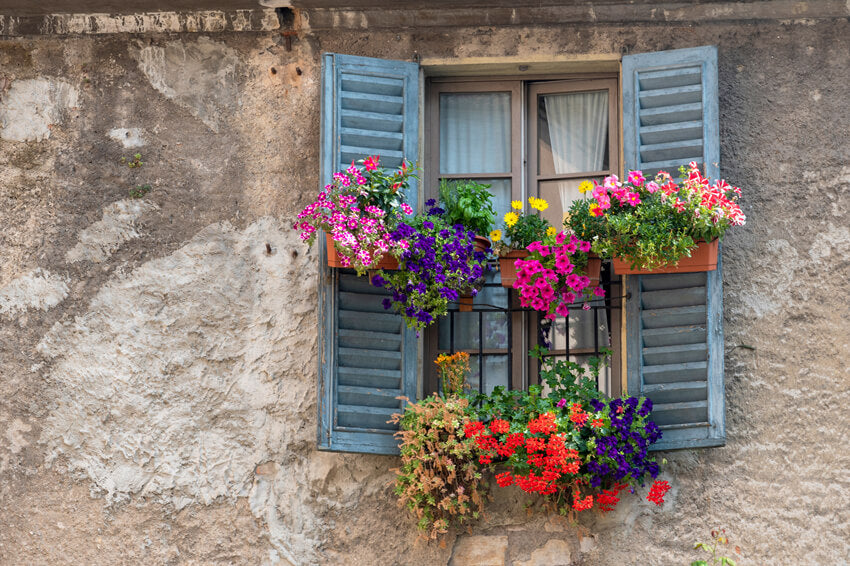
439, 262, 622, 392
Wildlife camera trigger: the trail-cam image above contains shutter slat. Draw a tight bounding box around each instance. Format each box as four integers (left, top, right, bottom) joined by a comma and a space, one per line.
340, 127, 404, 151
639, 139, 704, 164
338, 367, 401, 389
642, 305, 707, 328
642, 324, 707, 347
340, 73, 404, 96
338, 290, 391, 313
643, 361, 708, 384
638, 103, 702, 127
337, 404, 398, 430
637, 67, 702, 90
643, 343, 707, 365
338, 310, 401, 334
639, 84, 703, 109
340, 91, 404, 114
319, 53, 419, 455
338, 346, 402, 370
643, 380, 707, 404
340, 109, 403, 133
639, 121, 704, 145
642, 285, 706, 309
338, 328, 402, 351
641, 272, 707, 291
340, 145, 404, 164
651, 400, 708, 427
338, 385, 403, 409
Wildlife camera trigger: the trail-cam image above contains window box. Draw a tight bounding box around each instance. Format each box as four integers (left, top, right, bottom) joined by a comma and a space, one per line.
612, 239, 719, 275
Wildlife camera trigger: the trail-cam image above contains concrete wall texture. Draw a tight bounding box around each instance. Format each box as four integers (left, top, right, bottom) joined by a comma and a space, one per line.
0, 5, 848, 565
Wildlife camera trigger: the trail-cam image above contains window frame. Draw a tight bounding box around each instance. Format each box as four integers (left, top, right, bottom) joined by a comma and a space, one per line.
422, 74, 624, 398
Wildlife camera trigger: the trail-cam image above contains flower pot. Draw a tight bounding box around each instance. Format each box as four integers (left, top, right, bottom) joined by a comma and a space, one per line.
585, 253, 602, 287
473, 235, 491, 254
612, 239, 719, 275
498, 249, 530, 287
325, 233, 399, 270
458, 294, 474, 312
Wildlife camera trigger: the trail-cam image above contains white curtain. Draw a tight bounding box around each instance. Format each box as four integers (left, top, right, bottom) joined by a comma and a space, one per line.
543, 91, 612, 393
440, 93, 511, 174
544, 91, 609, 204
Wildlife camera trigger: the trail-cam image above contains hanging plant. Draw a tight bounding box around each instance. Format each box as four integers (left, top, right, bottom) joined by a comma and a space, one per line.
370, 200, 490, 332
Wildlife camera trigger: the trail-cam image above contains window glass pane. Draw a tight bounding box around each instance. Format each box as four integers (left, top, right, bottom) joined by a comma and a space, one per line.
538, 178, 602, 230
538, 90, 609, 176
440, 92, 511, 174
437, 279, 509, 351
467, 355, 510, 395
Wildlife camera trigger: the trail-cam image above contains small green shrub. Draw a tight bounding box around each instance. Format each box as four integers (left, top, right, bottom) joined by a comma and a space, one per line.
438, 179, 496, 236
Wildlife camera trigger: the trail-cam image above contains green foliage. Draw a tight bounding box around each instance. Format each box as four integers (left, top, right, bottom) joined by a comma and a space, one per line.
129, 184, 151, 199
353, 158, 416, 215
121, 153, 144, 168
690, 529, 740, 566
533, 345, 611, 404
438, 179, 496, 236
391, 393, 486, 540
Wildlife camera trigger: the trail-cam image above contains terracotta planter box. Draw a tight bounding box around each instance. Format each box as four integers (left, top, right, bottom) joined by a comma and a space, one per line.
325, 233, 399, 270
586, 253, 602, 287
498, 249, 530, 287
612, 239, 719, 275
473, 235, 491, 254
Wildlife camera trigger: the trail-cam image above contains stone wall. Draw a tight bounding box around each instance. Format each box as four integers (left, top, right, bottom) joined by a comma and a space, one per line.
0, 7, 848, 565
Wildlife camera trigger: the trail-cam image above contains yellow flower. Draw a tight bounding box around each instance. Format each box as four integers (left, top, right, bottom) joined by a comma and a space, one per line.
529, 197, 549, 212
489, 229, 502, 242
511, 200, 523, 210
589, 203, 603, 217
546, 226, 557, 237
578, 180, 594, 194
504, 212, 519, 227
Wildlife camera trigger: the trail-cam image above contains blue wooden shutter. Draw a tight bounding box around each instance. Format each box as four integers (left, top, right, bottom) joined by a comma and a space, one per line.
317, 53, 419, 454
623, 46, 725, 450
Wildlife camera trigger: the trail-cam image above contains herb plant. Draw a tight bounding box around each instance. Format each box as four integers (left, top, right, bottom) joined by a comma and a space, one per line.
438, 179, 496, 237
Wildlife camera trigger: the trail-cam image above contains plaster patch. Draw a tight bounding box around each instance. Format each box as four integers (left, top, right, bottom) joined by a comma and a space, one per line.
732, 239, 804, 318
65, 198, 159, 263
4, 419, 33, 454
0, 268, 69, 318
0, 78, 79, 142
133, 37, 240, 132
108, 127, 146, 148
808, 223, 850, 263
38, 217, 320, 560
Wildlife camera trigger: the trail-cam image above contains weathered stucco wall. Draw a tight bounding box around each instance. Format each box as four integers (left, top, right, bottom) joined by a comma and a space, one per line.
0, 7, 848, 565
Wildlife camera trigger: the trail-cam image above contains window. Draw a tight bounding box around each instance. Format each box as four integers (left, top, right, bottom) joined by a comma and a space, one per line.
317, 46, 726, 455
422, 77, 622, 398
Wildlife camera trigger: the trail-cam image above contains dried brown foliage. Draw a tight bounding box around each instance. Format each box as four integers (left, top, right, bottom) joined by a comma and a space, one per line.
390, 395, 486, 540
